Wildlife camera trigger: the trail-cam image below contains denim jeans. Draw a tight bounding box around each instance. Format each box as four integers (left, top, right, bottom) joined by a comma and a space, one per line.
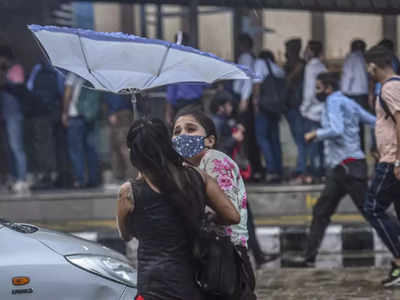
4, 113, 27, 181
285, 108, 307, 175
67, 117, 100, 186
303, 118, 324, 177
254, 112, 282, 175
364, 163, 400, 258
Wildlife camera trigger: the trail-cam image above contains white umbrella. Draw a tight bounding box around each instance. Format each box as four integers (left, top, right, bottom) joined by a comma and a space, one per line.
28, 25, 256, 94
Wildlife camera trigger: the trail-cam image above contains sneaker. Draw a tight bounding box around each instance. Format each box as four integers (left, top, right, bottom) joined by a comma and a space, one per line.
12, 181, 30, 196
382, 261, 400, 287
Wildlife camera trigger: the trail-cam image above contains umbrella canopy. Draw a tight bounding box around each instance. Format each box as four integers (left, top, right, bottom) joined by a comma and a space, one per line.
28, 25, 256, 93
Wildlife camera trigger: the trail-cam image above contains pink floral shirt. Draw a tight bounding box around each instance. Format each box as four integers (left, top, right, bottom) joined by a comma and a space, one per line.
199, 149, 249, 247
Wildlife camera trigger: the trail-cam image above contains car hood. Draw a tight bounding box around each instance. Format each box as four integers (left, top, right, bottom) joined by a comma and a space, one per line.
30, 227, 128, 262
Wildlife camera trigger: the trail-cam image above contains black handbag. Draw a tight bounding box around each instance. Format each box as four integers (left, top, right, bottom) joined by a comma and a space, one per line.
193, 228, 238, 297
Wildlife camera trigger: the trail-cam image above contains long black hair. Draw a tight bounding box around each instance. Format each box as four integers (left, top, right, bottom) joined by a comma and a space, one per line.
126, 118, 205, 233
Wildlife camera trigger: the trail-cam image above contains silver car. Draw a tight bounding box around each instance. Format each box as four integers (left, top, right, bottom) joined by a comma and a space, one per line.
0, 219, 137, 300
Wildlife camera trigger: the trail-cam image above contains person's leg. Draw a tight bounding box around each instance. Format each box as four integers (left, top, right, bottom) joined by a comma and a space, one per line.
308, 120, 323, 179
54, 119, 73, 188
285, 108, 306, 175
85, 121, 100, 187
246, 101, 264, 178
364, 163, 400, 259
5, 114, 27, 182
268, 116, 283, 176
247, 201, 277, 267
364, 163, 400, 286
67, 118, 86, 186
32, 116, 55, 184
304, 167, 346, 262
343, 160, 368, 215
255, 112, 275, 175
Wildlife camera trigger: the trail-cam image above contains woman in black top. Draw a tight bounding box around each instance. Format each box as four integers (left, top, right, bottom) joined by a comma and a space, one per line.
117, 119, 240, 300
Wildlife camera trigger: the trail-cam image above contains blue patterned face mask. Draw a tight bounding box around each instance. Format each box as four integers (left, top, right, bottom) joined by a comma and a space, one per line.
172, 135, 206, 158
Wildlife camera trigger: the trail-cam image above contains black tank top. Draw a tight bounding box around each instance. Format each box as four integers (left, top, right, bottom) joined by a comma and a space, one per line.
129, 179, 205, 300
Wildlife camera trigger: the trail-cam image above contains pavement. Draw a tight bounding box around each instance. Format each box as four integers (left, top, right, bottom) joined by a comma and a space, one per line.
255, 267, 400, 300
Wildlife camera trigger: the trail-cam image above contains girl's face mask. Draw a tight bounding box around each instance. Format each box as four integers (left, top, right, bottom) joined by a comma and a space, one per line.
172, 134, 206, 158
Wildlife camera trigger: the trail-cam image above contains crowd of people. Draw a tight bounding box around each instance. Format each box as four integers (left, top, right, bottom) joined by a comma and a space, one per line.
162, 34, 400, 188
0, 44, 136, 195
1, 33, 397, 195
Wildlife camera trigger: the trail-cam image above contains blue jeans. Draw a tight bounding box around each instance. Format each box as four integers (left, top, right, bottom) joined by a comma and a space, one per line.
67, 117, 100, 186
364, 163, 400, 258
303, 118, 324, 177
4, 113, 27, 181
285, 108, 306, 175
255, 112, 282, 175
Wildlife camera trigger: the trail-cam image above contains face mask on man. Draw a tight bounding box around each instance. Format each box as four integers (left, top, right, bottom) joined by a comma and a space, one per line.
316, 91, 329, 102
172, 134, 206, 158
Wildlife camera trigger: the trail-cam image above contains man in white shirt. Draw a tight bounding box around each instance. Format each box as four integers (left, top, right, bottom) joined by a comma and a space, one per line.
300, 40, 327, 182
341, 39, 369, 150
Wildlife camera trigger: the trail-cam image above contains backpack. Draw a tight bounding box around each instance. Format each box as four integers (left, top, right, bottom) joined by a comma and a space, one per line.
259, 60, 287, 117
379, 77, 400, 124
32, 65, 61, 115
77, 84, 102, 123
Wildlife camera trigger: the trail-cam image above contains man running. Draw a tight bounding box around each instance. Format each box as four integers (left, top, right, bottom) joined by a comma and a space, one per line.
293, 72, 375, 267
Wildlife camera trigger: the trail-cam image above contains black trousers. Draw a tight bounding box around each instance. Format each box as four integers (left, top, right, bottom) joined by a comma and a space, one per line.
305, 159, 368, 262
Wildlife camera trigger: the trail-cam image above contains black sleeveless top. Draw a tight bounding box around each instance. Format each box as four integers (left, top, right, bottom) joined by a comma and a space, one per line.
129, 179, 205, 300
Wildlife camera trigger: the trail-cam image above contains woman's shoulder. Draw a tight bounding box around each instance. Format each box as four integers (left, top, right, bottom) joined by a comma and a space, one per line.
202, 149, 230, 161
201, 150, 239, 172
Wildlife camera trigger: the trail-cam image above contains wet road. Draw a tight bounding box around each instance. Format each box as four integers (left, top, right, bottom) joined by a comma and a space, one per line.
256, 267, 400, 300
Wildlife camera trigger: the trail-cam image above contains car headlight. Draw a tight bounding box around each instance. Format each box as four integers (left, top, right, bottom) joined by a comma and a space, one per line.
66, 255, 137, 287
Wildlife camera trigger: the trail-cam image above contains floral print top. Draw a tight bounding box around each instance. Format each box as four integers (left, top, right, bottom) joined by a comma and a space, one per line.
199, 149, 249, 248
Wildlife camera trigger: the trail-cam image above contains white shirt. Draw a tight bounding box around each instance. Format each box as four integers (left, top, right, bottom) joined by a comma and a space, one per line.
340, 51, 369, 96
300, 58, 327, 122
253, 58, 285, 84
65, 72, 85, 117
233, 52, 254, 101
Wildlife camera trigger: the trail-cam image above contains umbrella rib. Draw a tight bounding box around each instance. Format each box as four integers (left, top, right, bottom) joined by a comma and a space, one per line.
77, 31, 107, 90
143, 44, 172, 90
